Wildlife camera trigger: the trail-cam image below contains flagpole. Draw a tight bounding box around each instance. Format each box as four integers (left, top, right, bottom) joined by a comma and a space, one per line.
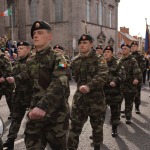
10, 5, 14, 42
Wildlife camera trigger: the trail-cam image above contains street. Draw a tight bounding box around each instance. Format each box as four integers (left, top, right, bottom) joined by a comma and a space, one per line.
0, 80, 150, 150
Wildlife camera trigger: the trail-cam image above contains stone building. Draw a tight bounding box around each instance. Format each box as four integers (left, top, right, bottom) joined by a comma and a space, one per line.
0, 0, 120, 57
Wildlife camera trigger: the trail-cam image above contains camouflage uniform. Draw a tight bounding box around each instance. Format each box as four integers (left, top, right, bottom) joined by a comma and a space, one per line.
6, 53, 32, 140
24, 45, 70, 150
104, 57, 126, 126
68, 49, 108, 149
131, 51, 146, 110
0, 51, 14, 115
120, 54, 142, 120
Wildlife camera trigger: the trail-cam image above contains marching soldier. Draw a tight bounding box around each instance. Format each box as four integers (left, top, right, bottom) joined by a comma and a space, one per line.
0, 51, 14, 120
3, 41, 32, 150
24, 21, 70, 150
67, 34, 108, 150
95, 46, 103, 57
130, 41, 146, 114
53, 45, 72, 80
120, 43, 142, 124
103, 46, 126, 137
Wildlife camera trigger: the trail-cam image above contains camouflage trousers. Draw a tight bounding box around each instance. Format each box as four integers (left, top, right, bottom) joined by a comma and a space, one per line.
7, 102, 27, 140
106, 95, 122, 126
24, 116, 69, 150
122, 93, 137, 120
7, 90, 31, 140
68, 92, 106, 149
134, 84, 142, 108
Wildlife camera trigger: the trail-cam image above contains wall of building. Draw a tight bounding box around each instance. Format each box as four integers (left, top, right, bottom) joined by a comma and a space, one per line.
0, 0, 120, 57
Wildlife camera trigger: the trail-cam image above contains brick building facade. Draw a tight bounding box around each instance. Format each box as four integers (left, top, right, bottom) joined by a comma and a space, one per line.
0, 0, 120, 57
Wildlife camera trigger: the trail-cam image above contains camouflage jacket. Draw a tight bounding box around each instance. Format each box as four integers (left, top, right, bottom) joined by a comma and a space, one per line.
0, 51, 14, 94
104, 57, 126, 95
120, 54, 142, 93
26, 45, 70, 117
71, 49, 108, 91
131, 51, 146, 73
13, 54, 32, 91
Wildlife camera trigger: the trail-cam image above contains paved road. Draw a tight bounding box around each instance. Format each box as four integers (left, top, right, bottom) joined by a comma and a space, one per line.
0, 80, 150, 150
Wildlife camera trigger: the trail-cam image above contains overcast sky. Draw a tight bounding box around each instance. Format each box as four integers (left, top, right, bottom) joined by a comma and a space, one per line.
118, 0, 150, 38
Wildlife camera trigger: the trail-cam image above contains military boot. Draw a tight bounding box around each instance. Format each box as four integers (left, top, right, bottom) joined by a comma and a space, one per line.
94, 144, 100, 150
89, 135, 93, 140
125, 115, 131, 124
111, 125, 118, 137
135, 106, 140, 114
3, 138, 14, 150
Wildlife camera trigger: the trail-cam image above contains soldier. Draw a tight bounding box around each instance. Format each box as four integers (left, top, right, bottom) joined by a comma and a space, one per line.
130, 41, 146, 114
67, 34, 108, 150
3, 41, 32, 150
95, 46, 103, 57
0, 50, 14, 120
120, 43, 142, 124
103, 46, 126, 137
53, 45, 72, 80
24, 21, 70, 150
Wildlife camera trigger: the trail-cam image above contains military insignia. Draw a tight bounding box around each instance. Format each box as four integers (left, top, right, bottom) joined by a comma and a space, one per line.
100, 58, 106, 64
82, 35, 86, 40
35, 22, 40, 28
56, 45, 59, 48
59, 62, 67, 68
20, 42, 23, 45
107, 46, 110, 49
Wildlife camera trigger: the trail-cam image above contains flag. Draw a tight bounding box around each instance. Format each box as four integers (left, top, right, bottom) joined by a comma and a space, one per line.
0, 8, 12, 16
144, 24, 149, 52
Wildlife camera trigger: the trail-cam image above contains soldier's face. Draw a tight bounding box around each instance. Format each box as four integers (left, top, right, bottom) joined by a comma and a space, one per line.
33, 29, 52, 51
103, 50, 113, 60
79, 40, 93, 54
18, 46, 30, 58
131, 44, 138, 52
96, 49, 103, 55
122, 46, 130, 56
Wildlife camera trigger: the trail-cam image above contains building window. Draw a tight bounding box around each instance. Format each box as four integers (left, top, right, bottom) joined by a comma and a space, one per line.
98, 1, 103, 25
55, 0, 63, 22
29, 0, 37, 24
109, 9, 112, 27
86, 0, 90, 22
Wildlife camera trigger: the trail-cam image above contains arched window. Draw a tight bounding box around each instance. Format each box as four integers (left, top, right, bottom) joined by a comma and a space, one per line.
55, 0, 63, 22
29, 0, 37, 24
86, 0, 90, 22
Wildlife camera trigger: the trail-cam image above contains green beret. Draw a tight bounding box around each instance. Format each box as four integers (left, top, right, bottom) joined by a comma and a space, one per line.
104, 46, 113, 52
17, 41, 30, 47
121, 43, 130, 49
78, 34, 94, 45
31, 21, 52, 38
130, 41, 138, 46
53, 45, 64, 51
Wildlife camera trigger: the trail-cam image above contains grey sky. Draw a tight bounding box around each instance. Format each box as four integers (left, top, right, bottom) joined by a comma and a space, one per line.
118, 0, 150, 37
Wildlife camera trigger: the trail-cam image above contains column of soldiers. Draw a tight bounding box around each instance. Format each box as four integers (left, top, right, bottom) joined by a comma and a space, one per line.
0, 20, 147, 150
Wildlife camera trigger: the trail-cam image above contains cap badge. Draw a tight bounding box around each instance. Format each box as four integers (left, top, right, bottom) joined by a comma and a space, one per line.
20, 42, 23, 44
82, 35, 86, 40
35, 22, 40, 28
